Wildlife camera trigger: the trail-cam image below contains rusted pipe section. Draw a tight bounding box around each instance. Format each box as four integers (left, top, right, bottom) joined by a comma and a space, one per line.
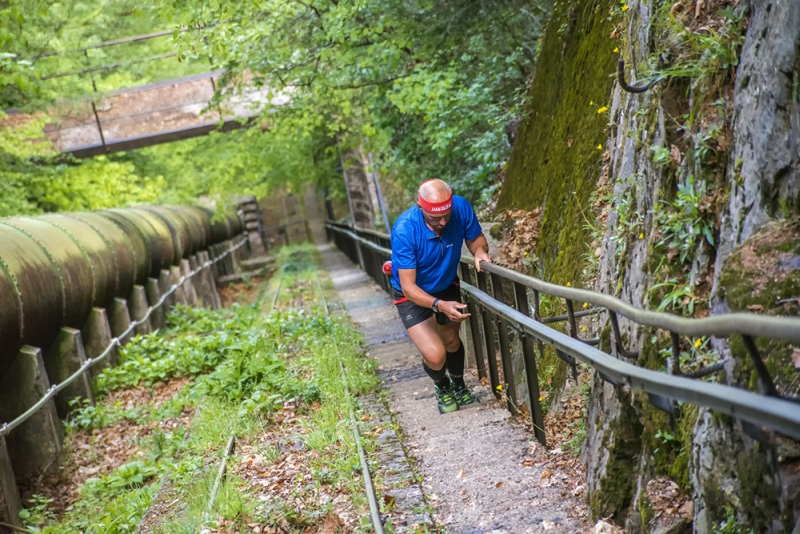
0, 205, 243, 374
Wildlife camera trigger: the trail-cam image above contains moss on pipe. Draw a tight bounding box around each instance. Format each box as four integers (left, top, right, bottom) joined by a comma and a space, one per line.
109, 209, 174, 277
0, 225, 65, 368
98, 211, 152, 285
39, 214, 118, 309
171, 206, 210, 253
67, 212, 138, 299
140, 206, 188, 261
186, 206, 212, 248
1, 218, 93, 331
0, 259, 22, 375
0, 203, 241, 374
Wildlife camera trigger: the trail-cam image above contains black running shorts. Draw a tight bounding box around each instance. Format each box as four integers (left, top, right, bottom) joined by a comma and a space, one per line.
393, 280, 462, 329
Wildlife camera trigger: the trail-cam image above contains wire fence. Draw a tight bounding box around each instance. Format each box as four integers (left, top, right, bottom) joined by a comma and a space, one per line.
0, 236, 249, 440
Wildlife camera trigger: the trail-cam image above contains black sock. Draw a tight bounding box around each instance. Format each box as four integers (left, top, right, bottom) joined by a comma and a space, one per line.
446, 341, 466, 389
423, 361, 450, 388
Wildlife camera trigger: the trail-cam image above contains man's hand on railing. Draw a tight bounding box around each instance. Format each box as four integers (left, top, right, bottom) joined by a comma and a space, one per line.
440, 301, 471, 322
474, 249, 492, 273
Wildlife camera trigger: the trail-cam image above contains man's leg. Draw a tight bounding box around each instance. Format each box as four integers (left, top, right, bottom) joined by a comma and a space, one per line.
406, 316, 458, 413
437, 320, 476, 405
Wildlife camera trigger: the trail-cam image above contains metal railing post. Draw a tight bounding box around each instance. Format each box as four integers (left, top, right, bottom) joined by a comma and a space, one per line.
460, 264, 487, 379
513, 281, 547, 445
476, 270, 501, 398
490, 272, 518, 412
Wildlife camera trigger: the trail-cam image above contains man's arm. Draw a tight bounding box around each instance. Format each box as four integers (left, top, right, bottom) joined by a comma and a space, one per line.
398, 268, 470, 322
466, 233, 492, 272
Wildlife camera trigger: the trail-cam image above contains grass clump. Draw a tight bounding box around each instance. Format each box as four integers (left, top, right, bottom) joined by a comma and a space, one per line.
26, 245, 381, 533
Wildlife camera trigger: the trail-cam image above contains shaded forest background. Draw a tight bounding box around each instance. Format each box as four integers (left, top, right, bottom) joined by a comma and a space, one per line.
0, 0, 551, 219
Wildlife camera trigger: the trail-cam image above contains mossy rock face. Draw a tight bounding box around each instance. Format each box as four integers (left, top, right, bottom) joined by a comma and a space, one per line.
497, 0, 616, 288
589, 401, 643, 521
719, 220, 800, 397
497, 0, 617, 392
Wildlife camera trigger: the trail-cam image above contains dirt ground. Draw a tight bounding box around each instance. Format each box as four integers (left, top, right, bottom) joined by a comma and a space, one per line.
320, 243, 591, 533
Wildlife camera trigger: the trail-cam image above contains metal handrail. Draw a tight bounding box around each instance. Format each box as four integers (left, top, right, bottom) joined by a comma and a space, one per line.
477, 261, 800, 342
329, 223, 800, 341
325, 222, 800, 442
0, 236, 249, 439
460, 282, 800, 439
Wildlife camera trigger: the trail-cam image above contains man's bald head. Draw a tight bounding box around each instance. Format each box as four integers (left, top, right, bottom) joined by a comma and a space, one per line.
418, 179, 452, 203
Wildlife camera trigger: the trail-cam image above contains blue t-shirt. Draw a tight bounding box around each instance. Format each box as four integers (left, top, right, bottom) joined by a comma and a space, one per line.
390, 195, 483, 294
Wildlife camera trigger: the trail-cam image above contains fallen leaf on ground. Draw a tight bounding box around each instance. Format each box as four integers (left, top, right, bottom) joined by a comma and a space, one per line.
594, 520, 621, 533
316, 513, 342, 534
457, 469, 466, 478
540, 469, 553, 479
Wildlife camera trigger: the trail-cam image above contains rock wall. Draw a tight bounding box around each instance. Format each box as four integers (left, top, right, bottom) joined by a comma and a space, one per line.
500, 0, 800, 530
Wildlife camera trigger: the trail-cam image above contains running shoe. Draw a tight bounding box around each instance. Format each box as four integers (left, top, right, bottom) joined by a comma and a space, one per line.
452, 384, 477, 406
435, 384, 459, 414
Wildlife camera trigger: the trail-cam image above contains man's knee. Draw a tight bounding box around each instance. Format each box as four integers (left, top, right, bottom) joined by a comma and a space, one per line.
423, 350, 447, 370
439, 325, 462, 352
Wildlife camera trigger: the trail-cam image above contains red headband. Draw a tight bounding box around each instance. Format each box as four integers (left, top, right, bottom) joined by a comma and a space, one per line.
417, 182, 453, 214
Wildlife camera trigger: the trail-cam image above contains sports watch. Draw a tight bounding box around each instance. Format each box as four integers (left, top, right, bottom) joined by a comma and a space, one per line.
432, 298, 440, 313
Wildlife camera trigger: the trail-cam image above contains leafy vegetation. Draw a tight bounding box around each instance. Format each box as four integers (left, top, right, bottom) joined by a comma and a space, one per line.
1, 0, 553, 219
25, 246, 380, 533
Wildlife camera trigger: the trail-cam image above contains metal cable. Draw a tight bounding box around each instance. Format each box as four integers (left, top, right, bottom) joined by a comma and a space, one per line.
0, 236, 248, 439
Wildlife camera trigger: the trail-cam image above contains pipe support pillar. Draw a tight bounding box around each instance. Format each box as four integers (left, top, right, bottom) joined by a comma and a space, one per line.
44, 328, 95, 419
0, 436, 21, 527
83, 308, 116, 375
170, 266, 188, 306
129, 285, 153, 337
109, 298, 133, 346
158, 270, 176, 312
0, 346, 63, 477
145, 278, 166, 330
180, 260, 199, 307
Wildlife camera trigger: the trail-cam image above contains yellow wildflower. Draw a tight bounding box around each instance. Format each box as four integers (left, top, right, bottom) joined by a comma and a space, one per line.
622, 5, 629, 11
694, 338, 703, 349
582, 302, 588, 309
597, 106, 609, 114
613, 47, 619, 53
590, 100, 594, 105
566, 282, 571, 287
597, 144, 603, 150
639, 233, 644, 239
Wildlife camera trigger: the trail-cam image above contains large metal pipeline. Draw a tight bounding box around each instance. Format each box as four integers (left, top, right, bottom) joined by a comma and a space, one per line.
0, 205, 243, 374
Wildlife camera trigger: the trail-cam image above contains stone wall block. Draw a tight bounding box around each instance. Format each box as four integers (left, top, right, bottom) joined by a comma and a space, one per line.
82, 307, 117, 376
0, 346, 63, 477
109, 297, 133, 346
0, 436, 21, 527
198, 251, 221, 310
158, 269, 176, 312
208, 246, 221, 281
227, 240, 239, 274
180, 259, 199, 307
145, 278, 166, 330
192, 253, 213, 309
44, 327, 95, 419
169, 266, 188, 306
129, 285, 153, 337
